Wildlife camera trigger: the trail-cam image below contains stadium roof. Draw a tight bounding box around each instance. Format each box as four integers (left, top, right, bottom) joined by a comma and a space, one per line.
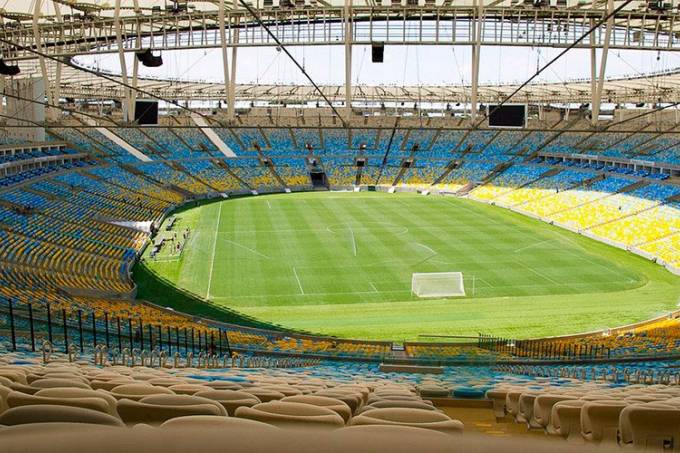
2, 1, 680, 108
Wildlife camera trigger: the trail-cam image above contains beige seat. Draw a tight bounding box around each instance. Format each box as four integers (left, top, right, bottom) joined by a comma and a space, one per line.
168, 384, 209, 395
27, 373, 89, 385
6, 391, 114, 416
486, 389, 511, 420
243, 388, 286, 403
110, 383, 174, 401
0, 384, 12, 414
34, 388, 118, 416
335, 385, 370, 403
117, 394, 227, 425
293, 385, 326, 395
235, 401, 345, 428
356, 400, 438, 415
349, 408, 463, 434
259, 385, 303, 397
620, 403, 680, 450
367, 393, 423, 403
624, 395, 665, 404
194, 390, 261, 416
160, 415, 280, 430
505, 390, 526, 418
204, 381, 243, 391
314, 390, 363, 413
333, 425, 453, 451
373, 387, 413, 395
548, 400, 586, 440
0, 404, 124, 427
580, 400, 628, 443
517, 393, 539, 427
29, 378, 91, 390
0, 370, 28, 385
89, 378, 135, 392
281, 395, 352, 422
417, 386, 450, 398
147, 378, 188, 388
532, 395, 574, 430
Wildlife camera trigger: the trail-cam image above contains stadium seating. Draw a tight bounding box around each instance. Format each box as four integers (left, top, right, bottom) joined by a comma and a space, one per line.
469, 164, 548, 201
0, 129, 678, 381
272, 158, 311, 187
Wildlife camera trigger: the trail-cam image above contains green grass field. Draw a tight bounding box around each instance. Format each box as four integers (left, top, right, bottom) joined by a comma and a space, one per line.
136, 192, 680, 341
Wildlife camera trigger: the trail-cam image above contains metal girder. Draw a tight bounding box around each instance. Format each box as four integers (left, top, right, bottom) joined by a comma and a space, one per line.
344, 0, 352, 120
218, 0, 232, 119
114, 0, 133, 121
229, 27, 238, 119
470, 0, 482, 121
4, 7, 680, 62
32, 0, 56, 121
592, 0, 614, 124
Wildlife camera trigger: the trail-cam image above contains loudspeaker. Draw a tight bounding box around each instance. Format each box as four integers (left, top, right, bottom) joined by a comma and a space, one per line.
0, 59, 20, 76
135, 49, 163, 68
371, 43, 384, 63
134, 100, 158, 125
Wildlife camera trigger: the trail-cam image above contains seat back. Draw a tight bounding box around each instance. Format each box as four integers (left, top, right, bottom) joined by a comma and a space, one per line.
0, 404, 124, 427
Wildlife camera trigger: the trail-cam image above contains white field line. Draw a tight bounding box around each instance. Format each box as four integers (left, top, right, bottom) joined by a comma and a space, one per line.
411, 242, 438, 266
292, 267, 305, 295
267, 200, 272, 209
369, 282, 379, 293
205, 204, 222, 299
559, 246, 633, 280
514, 259, 561, 286
513, 239, 555, 253
475, 276, 493, 288
223, 239, 272, 260
348, 225, 357, 256
414, 242, 437, 256
440, 196, 505, 226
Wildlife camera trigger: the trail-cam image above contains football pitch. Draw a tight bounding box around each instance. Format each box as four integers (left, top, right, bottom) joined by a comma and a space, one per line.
136, 191, 680, 341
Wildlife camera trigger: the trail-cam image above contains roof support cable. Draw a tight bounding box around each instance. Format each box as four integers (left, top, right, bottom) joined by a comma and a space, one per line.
235, 0, 346, 126
472, 0, 634, 131
0, 37, 223, 127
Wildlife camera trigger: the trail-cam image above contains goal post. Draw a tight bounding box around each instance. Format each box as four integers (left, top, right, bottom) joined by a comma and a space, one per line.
411, 272, 466, 298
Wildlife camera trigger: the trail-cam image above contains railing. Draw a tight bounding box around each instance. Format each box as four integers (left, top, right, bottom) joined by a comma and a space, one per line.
495, 363, 680, 385
0, 297, 232, 358
477, 333, 612, 361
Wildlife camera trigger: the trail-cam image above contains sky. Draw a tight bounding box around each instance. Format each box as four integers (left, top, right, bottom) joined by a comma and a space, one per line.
74, 44, 680, 87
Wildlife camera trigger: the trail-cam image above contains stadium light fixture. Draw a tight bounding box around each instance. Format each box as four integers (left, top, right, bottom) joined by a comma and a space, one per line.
0, 58, 20, 76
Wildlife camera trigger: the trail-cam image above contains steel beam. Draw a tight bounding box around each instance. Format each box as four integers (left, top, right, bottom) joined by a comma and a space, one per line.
470, 0, 482, 121
344, 0, 353, 120
32, 1, 56, 122
3, 7, 680, 61
228, 28, 238, 120
219, 0, 232, 120
592, 0, 615, 125
114, 0, 132, 122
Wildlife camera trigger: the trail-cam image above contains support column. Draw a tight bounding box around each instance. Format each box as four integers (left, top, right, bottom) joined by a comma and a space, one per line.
470, 0, 483, 122
344, 0, 353, 120
52, 1, 63, 113
130, 55, 139, 122
114, 0, 132, 122
228, 28, 238, 120
592, 0, 614, 125
0, 77, 4, 117
33, 0, 56, 122
219, 0, 231, 119
589, 18, 597, 109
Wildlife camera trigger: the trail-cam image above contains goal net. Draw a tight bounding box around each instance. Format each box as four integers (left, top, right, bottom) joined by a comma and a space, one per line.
411, 272, 465, 298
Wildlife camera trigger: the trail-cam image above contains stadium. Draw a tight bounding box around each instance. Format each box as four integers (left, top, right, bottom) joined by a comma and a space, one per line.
2, 0, 680, 450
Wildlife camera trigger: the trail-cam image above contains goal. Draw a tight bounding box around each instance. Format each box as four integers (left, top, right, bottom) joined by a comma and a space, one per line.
411, 272, 465, 298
